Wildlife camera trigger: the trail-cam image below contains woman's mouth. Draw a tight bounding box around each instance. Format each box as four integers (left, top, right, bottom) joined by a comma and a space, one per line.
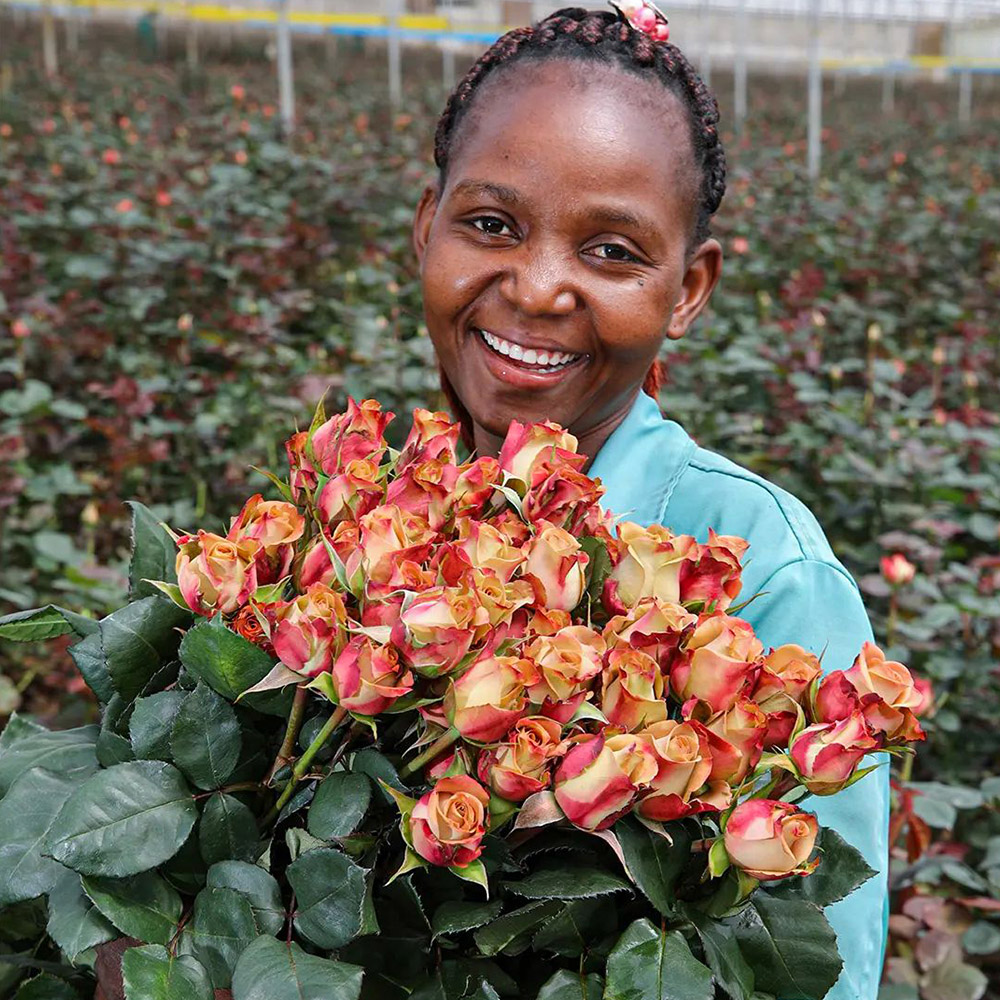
473, 327, 586, 375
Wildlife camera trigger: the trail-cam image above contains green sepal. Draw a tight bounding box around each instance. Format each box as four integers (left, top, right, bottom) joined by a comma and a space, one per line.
450, 858, 489, 897
304, 672, 340, 705
387, 848, 427, 885
142, 580, 189, 610
253, 578, 291, 603
708, 837, 731, 878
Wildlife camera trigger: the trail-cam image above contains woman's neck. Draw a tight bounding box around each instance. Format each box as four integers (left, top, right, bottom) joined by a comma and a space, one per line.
470, 390, 639, 473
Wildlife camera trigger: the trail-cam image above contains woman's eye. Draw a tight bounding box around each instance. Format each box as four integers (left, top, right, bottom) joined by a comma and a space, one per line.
469, 216, 515, 237
590, 243, 641, 263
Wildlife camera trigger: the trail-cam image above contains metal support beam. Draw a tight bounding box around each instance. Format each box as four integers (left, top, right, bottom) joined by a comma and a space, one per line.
807, 0, 822, 181
277, 0, 295, 136
388, 0, 402, 108
442, 0, 455, 91
734, 0, 748, 135
42, 0, 58, 77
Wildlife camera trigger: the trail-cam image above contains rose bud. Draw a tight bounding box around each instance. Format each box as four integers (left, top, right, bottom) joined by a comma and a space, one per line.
453, 457, 502, 518
754, 690, 803, 750
670, 614, 763, 715
523, 465, 604, 534
553, 731, 658, 831
477, 716, 566, 802
753, 644, 822, 705
385, 459, 459, 531
409, 775, 490, 867
789, 712, 880, 795
843, 642, 925, 743
600, 648, 669, 732
603, 598, 697, 670
473, 574, 535, 636
880, 553, 916, 587
677, 529, 748, 612
455, 519, 525, 583
498, 420, 582, 485
228, 494, 305, 584
912, 677, 935, 718
359, 505, 437, 593
398, 408, 460, 470
299, 521, 363, 590
230, 603, 275, 656
393, 584, 489, 677
311, 397, 394, 475
524, 625, 605, 723
813, 669, 861, 724
701, 697, 768, 783
271, 583, 348, 677
636, 719, 730, 821
285, 430, 317, 501
317, 458, 383, 527
445, 654, 538, 743
522, 523, 588, 612
724, 800, 819, 880
176, 530, 261, 616
331, 636, 413, 715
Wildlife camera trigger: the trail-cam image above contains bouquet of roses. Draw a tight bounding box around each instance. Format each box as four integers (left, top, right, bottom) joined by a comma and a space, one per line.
0, 398, 928, 1000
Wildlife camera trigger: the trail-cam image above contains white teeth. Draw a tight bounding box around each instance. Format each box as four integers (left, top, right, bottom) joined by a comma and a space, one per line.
477, 328, 581, 370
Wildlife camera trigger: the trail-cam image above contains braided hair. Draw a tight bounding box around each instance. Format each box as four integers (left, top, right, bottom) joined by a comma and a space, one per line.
433, 6, 727, 247
431, 6, 724, 444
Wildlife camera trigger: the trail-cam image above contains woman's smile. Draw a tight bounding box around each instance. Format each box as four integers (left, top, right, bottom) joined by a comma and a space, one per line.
470, 325, 590, 388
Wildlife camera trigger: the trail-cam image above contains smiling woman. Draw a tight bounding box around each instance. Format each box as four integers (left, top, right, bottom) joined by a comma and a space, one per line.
412, 7, 889, 1000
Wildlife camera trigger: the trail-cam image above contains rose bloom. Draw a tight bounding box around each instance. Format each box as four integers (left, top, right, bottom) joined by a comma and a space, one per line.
789, 711, 880, 795
522, 465, 603, 534
176, 530, 260, 616
228, 493, 305, 584
600, 648, 669, 732
445, 654, 538, 743
522, 523, 588, 612
317, 458, 383, 526
299, 521, 364, 590
385, 459, 459, 530
230, 604, 275, 656
724, 800, 819, 880
477, 716, 566, 801
410, 775, 490, 868
753, 644, 822, 705
636, 719, 730, 821
603, 598, 696, 669
473, 574, 534, 636
393, 584, 489, 677
398, 408, 460, 469
452, 456, 502, 518
912, 677, 935, 718
271, 584, 347, 678
554, 731, 658, 831
524, 625, 605, 722
670, 614, 762, 714
604, 522, 698, 613
677, 529, 748, 612
330, 636, 413, 715
359, 505, 437, 590
701, 696, 768, 783
498, 420, 581, 485
455, 519, 525, 583
311, 397, 394, 476
880, 553, 916, 586
843, 642, 925, 742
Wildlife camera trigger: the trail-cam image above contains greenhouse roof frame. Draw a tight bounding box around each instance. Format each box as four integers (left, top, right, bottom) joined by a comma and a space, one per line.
627, 0, 1000, 20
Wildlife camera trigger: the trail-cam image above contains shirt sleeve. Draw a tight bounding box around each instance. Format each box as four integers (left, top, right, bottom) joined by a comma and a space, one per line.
747, 558, 889, 1000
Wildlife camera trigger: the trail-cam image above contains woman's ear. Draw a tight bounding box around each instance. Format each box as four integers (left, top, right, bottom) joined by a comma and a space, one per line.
412, 183, 440, 269
666, 237, 723, 340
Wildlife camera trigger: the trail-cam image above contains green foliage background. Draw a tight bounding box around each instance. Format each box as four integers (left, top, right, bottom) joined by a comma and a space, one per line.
0, 16, 998, 998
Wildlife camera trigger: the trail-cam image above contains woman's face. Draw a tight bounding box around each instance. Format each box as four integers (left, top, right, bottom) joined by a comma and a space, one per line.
413, 59, 722, 459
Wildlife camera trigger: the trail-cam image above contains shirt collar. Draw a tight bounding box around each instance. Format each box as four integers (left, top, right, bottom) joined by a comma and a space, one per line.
587, 391, 696, 527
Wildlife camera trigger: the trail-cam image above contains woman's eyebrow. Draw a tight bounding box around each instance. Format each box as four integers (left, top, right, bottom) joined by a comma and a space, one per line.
451, 180, 522, 205
588, 206, 658, 239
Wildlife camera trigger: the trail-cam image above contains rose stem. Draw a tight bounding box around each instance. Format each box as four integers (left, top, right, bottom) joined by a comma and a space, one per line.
264, 705, 349, 825
265, 684, 310, 786
398, 727, 460, 781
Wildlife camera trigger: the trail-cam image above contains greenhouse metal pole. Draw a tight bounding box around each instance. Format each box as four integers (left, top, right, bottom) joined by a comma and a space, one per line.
959, 68, 972, 123
388, 0, 402, 107
42, 0, 58, 78
734, 0, 748, 135
807, 0, 822, 181
442, 0, 455, 91
699, 0, 712, 87
277, 0, 296, 136
186, 0, 199, 70
66, 0, 79, 55
881, 0, 895, 115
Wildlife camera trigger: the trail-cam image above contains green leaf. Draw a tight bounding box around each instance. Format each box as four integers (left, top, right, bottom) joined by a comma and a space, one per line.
604, 918, 714, 1000
614, 815, 690, 916
101, 597, 191, 701
46, 760, 197, 877
199, 793, 259, 866
351, 747, 406, 801
13, 973, 80, 999
0, 768, 78, 905
45, 869, 116, 961
82, 871, 183, 945
684, 906, 755, 1000
531, 899, 612, 958
176, 887, 259, 989
97, 693, 136, 767
536, 970, 604, 1000
473, 900, 563, 957
122, 944, 213, 1000
230, 935, 364, 1000
126, 501, 179, 601
287, 846, 367, 949
179, 617, 275, 701
129, 691, 187, 761
171, 682, 242, 790
766, 828, 876, 908
70, 632, 114, 704
504, 865, 631, 900
307, 771, 372, 839
727, 896, 841, 1000
206, 861, 284, 936
431, 899, 504, 939
0, 605, 97, 642
0, 717, 98, 796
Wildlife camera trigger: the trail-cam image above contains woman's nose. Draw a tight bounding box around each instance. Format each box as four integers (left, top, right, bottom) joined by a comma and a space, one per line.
498, 244, 578, 316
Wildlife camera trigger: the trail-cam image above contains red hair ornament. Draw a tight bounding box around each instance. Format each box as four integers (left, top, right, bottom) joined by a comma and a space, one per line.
610, 0, 670, 42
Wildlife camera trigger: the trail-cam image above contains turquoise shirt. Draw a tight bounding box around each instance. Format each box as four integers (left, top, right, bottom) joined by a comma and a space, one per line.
589, 390, 889, 1000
